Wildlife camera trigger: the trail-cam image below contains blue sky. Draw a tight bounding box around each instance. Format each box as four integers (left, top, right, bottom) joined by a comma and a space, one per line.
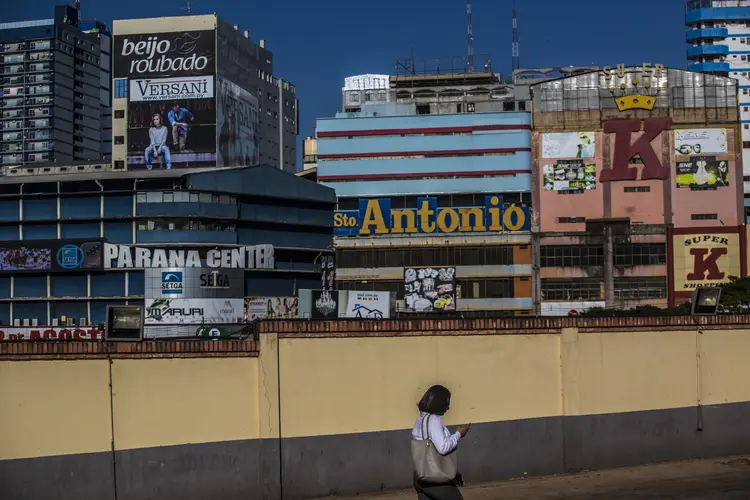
8, 0, 690, 167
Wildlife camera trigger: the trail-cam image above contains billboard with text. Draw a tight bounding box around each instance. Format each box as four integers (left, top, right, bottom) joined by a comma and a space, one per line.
217, 74, 259, 167
144, 298, 244, 325
113, 30, 215, 79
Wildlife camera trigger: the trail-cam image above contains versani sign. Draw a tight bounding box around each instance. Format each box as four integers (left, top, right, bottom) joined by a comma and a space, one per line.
104, 244, 274, 269
130, 76, 214, 102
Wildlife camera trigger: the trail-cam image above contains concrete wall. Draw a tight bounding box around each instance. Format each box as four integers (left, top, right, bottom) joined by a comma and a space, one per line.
4, 317, 750, 499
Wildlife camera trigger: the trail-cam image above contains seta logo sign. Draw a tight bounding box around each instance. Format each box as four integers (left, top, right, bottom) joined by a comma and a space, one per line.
200, 270, 231, 288
334, 195, 530, 237
56, 244, 84, 269
120, 32, 210, 76
161, 272, 183, 295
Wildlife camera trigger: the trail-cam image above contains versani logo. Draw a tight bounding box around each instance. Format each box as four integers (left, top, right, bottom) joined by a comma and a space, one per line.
121, 33, 210, 75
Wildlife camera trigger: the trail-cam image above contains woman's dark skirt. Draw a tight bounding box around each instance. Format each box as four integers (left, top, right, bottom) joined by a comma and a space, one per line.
413, 472, 463, 500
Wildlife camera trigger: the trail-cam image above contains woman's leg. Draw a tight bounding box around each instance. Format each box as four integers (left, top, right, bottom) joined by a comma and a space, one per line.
162, 146, 172, 169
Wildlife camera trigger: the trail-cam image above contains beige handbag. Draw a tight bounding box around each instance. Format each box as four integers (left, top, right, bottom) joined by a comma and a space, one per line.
411, 414, 458, 483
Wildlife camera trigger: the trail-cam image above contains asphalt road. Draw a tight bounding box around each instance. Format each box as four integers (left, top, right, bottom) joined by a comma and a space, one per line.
322, 456, 750, 499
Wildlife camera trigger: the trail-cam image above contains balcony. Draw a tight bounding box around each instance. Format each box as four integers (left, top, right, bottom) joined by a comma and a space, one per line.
686, 7, 750, 25
686, 27, 729, 41
688, 61, 731, 72
687, 45, 729, 58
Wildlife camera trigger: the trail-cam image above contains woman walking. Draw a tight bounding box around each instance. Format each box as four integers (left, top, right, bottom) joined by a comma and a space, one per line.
411, 385, 471, 500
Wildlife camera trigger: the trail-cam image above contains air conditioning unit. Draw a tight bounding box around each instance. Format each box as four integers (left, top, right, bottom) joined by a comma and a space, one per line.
79, 318, 87, 326
31, 318, 38, 326
23, 318, 30, 326
66, 317, 74, 326
13, 319, 20, 326
51, 318, 58, 326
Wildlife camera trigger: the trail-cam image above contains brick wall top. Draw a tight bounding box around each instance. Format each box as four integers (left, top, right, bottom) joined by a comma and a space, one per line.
259, 315, 750, 337
0, 339, 259, 360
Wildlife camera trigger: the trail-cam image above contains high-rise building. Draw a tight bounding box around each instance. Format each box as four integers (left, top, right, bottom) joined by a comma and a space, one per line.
0, 5, 111, 167
686, 0, 750, 192
111, 15, 298, 173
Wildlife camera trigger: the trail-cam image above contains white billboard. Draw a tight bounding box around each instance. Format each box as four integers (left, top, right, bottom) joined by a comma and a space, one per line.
145, 298, 244, 325
674, 128, 727, 155
542, 132, 596, 159
342, 291, 390, 318
129, 75, 214, 102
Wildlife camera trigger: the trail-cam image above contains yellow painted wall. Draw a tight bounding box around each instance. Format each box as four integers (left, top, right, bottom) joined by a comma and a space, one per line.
0, 360, 112, 460
5, 326, 750, 462
278, 335, 561, 438
112, 357, 260, 450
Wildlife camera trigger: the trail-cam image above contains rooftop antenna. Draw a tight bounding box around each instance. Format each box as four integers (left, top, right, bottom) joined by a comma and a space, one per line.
466, 0, 475, 73
182, 0, 192, 15
75, 0, 81, 25
512, 0, 520, 71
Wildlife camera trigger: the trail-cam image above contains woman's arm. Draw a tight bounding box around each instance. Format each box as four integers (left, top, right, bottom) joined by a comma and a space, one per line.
427, 415, 461, 456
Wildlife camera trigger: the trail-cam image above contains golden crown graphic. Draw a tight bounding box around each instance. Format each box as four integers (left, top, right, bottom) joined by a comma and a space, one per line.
604, 65, 664, 112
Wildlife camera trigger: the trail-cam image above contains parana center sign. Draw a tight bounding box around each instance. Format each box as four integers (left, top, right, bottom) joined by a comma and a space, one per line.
334, 196, 530, 237
103, 243, 274, 269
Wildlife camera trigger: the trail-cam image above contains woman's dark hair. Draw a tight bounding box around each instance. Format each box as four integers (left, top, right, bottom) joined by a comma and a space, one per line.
417, 385, 451, 415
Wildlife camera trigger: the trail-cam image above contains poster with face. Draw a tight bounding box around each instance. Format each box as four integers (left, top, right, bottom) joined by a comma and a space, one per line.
403, 267, 456, 313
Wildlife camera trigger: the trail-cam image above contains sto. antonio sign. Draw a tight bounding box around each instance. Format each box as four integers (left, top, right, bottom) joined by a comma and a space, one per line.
103, 243, 274, 270
113, 30, 215, 78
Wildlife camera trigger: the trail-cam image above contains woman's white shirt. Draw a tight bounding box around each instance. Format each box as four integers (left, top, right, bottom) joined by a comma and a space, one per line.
412, 412, 461, 455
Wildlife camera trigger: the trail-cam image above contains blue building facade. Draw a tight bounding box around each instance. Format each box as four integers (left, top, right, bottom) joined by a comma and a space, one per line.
317, 104, 534, 316
0, 165, 334, 329
686, 0, 750, 193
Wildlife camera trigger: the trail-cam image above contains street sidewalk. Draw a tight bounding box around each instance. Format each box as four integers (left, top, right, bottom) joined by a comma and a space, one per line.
317, 456, 750, 499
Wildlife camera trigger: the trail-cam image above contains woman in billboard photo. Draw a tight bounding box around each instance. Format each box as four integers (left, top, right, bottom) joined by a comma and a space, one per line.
168, 102, 195, 152
144, 113, 172, 170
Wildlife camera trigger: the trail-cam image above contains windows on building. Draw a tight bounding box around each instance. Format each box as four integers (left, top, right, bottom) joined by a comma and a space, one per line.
613, 243, 667, 267
336, 245, 516, 269
613, 277, 667, 300
541, 278, 603, 301
540, 245, 604, 267
113, 79, 128, 99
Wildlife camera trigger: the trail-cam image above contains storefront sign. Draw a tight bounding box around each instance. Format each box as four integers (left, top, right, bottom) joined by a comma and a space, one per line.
334, 196, 530, 237
129, 76, 214, 102
145, 267, 245, 300
104, 244, 274, 270
601, 117, 671, 182
672, 233, 741, 291
0, 239, 103, 273
113, 30, 215, 78
0, 326, 105, 341
144, 298, 244, 325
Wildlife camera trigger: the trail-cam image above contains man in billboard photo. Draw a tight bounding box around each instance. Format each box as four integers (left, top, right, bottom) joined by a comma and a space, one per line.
145, 113, 172, 170
168, 102, 195, 152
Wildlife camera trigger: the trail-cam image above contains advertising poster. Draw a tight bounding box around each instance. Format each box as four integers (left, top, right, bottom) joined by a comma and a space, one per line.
542, 160, 597, 191
674, 128, 727, 155
246, 297, 299, 321
542, 132, 596, 159
103, 243, 274, 270
217, 75, 259, 167
675, 156, 729, 189
127, 86, 216, 169
343, 291, 390, 319
672, 232, 740, 292
0, 239, 103, 272
320, 255, 336, 291
144, 298, 244, 325
404, 267, 456, 313
113, 30, 215, 79
311, 290, 339, 319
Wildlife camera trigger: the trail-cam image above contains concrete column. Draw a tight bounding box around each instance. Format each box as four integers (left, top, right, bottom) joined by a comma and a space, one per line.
258, 332, 281, 499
